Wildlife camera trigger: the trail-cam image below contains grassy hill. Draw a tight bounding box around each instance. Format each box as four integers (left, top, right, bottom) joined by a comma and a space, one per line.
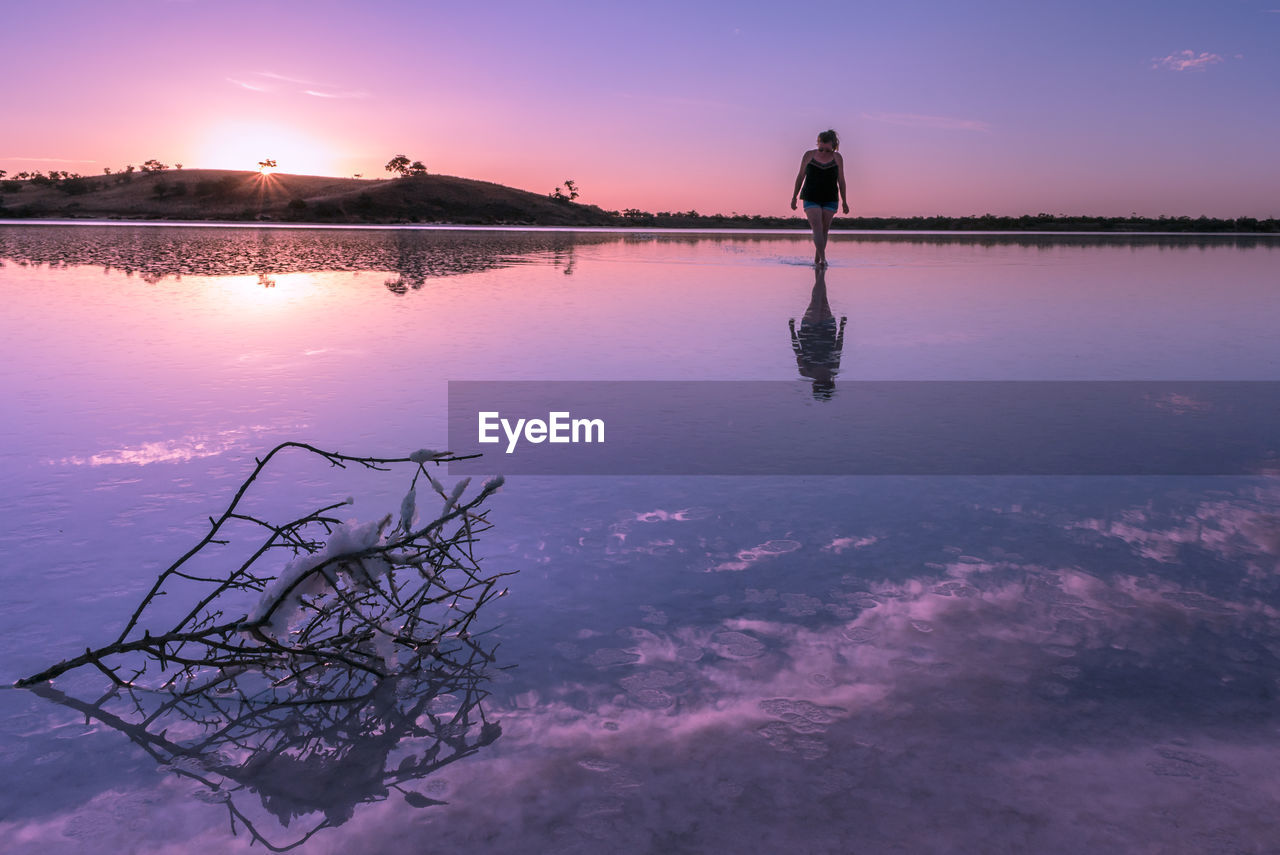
3, 170, 1275, 232
0, 169, 619, 226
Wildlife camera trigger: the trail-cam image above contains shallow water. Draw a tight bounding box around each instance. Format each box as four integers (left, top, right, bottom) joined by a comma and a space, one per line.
1, 225, 1279, 853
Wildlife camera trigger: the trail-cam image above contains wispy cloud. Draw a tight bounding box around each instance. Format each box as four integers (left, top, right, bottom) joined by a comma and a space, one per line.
860, 112, 991, 132
1151, 50, 1224, 71
227, 71, 368, 99
48, 424, 305, 467
253, 71, 319, 85
52, 436, 234, 467
303, 89, 368, 99
226, 77, 269, 92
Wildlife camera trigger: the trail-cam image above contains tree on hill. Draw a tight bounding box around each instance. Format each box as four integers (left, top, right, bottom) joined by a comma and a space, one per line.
141, 159, 169, 174
408, 160, 428, 176
385, 155, 411, 177
550, 179, 580, 201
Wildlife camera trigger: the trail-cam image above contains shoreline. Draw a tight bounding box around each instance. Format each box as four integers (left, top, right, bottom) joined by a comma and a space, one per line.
3, 217, 1280, 238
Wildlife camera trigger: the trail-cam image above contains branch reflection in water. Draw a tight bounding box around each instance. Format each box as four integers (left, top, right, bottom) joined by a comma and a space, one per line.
32, 639, 504, 852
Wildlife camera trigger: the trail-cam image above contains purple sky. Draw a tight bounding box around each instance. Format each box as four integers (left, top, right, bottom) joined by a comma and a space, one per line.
2, 0, 1277, 217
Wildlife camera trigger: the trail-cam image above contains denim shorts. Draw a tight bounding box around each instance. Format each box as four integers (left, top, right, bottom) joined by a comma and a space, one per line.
803, 200, 839, 212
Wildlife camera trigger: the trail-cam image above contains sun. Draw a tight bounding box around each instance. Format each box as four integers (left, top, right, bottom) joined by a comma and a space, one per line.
193, 122, 337, 176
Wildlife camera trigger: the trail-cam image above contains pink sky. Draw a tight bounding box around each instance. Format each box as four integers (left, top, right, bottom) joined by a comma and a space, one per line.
2, 1, 1278, 217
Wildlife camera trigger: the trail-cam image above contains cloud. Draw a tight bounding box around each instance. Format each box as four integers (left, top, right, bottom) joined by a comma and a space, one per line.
47, 424, 303, 467
8, 488, 1280, 853
384, 554, 1280, 854
860, 112, 991, 132
52, 438, 232, 467
303, 89, 369, 100
226, 77, 269, 92
227, 71, 367, 99
1070, 484, 1280, 574
1151, 50, 1224, 71
253, 70, 319, 85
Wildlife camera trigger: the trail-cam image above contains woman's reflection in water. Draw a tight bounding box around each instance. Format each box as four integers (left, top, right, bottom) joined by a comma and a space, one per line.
790, 266, 847, 400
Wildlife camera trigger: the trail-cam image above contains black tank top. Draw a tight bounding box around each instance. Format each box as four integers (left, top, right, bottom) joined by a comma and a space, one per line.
800, 157, 839, 204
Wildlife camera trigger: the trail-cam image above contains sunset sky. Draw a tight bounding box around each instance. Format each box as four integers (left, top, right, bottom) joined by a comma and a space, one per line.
3, 0, 1278, 217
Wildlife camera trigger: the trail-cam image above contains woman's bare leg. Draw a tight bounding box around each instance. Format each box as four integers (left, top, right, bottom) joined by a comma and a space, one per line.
805, 207, 827, 265
819, 209, 837, 266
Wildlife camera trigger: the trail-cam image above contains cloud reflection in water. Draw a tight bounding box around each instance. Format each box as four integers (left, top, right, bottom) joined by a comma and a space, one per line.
389, 486, 1280, 854
5, 486, 1280, 853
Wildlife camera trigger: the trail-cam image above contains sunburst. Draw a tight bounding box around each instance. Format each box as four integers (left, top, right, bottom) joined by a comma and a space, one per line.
193, 123, 336, 175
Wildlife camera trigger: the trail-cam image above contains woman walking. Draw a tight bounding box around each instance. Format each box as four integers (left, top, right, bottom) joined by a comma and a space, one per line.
790, 129, 849, 266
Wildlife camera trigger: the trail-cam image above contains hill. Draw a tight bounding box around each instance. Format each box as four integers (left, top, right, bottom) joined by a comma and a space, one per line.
1, 170, 1275, 232
0, 169, 620, 226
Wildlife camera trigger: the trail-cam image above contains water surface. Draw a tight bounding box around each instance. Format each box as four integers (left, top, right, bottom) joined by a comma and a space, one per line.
2, 225, 1278, 853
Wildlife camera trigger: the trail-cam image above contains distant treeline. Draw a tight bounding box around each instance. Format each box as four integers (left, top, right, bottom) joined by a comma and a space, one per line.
613, 210, 1280, 233
1, 168, 1275, 232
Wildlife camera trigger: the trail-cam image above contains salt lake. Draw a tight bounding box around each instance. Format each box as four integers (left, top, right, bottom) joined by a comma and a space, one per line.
1, 224, 1278, 853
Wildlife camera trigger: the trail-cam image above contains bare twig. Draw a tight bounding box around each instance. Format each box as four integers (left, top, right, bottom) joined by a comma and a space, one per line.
15, 442, 505, 689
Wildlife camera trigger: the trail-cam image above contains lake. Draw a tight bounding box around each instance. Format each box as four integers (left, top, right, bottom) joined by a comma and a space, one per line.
1, 223, 1278, 853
